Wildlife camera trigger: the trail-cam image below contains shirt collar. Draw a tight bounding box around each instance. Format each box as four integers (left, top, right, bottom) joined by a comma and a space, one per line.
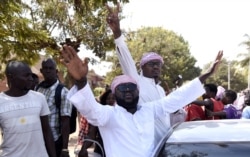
49, 80, 60, 90
114, 104, 142, 113
140, 74, 162, 85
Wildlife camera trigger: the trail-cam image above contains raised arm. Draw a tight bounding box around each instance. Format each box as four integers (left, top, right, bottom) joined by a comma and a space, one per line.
207, 110, 226, 118
60, 45, 113, 127
106, 3, 121, 39
106, 3, 139, 81
192, 99, 213, 107
199, 50, 223, 83
60, 45, 88, 89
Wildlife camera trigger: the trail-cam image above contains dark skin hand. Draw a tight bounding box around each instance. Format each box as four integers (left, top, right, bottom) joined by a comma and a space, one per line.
78, 148, 88, 157
60, 45, 89, 89
60, 116, 70, 157
78, 124, 98, 157
41, 116, 57, 157
191, 50, 223, 116
199, 50, 223, 83
106, 3, 122, 39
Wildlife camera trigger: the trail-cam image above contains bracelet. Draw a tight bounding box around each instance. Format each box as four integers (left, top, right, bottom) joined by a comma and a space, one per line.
62, 149, 69, 152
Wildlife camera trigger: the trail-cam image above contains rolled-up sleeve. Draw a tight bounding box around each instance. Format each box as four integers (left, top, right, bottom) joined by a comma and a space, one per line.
67, 83, 112, 126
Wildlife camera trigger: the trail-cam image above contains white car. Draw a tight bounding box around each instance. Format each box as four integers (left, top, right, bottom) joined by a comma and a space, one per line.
152, 119, 250, 157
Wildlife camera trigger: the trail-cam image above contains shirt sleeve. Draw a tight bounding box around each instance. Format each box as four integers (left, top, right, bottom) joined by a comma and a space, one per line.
115, 35, 140, 81
60, 87, 72, 116
151, 78, 205, 118
40, 94, 51, 116
67, 84, 113, 126
241, 106, 250, 119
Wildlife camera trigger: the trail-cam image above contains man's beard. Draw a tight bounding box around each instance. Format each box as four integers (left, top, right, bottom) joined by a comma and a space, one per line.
115, 95, 139, 110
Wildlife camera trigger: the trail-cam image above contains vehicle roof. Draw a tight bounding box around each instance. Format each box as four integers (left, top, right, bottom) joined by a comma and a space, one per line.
167, 119, 250, 143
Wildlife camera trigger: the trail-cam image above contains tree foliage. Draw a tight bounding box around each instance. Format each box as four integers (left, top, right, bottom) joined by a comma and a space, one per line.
0, 0, 129, 79
203, 59, 247, 92
105, 27, 201, 89
238, 34, 250, 67
0, 0, 54, 78
28, 0, 129, 58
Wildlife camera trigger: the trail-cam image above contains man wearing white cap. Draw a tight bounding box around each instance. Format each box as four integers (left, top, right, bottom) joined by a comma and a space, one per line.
60, 44, 222, 157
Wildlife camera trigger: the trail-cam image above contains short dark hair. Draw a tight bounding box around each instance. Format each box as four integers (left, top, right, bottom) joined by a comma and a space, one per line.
99, 89, 112, 105
224, 90, 237, 102
204, 83, 218, 94
32, 73, 38, 79
5, 60, 28, 76
42, 58, 57, 67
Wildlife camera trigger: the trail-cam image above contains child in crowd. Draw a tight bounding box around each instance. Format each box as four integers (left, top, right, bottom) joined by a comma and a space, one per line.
207, 90, 241, 119
241, 93, 250, 119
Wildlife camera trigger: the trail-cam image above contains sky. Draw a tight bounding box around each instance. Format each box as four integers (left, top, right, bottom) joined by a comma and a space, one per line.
82, 0, 250, 76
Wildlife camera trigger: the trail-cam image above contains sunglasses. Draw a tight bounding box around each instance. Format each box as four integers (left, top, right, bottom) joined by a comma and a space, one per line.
145, 61, 162, 67
116, 83, 137, 92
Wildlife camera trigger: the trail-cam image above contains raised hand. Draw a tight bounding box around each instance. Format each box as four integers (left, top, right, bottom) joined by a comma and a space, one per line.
106, 3, 121, 38
60, 45, 88, 81
199, 50, 223, 83
207, 50, 223, 74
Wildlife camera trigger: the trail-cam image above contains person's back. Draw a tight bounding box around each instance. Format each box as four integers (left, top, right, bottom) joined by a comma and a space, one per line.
224, 105, 242, 119
38, 58, 72, 157
0, 61, 56, 157
208, 98, 224, 119
185, 103, 205, 121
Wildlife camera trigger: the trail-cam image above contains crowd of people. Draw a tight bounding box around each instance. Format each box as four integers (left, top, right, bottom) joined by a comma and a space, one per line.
0, 3, 250, 157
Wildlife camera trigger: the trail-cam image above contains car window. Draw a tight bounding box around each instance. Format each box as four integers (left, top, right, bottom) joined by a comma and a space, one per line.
158, 143, 250, 157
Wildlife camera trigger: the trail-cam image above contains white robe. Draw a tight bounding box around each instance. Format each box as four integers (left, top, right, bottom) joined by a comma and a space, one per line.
67, 78, 204, 157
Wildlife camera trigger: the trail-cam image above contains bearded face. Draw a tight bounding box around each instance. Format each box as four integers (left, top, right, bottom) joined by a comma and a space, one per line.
114, 83, 139, 111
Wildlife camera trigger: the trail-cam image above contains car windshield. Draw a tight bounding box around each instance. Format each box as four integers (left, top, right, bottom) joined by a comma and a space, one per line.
159, 143, 250, 157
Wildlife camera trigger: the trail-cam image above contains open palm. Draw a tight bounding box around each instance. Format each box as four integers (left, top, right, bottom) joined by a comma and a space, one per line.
60, 45, 88, 81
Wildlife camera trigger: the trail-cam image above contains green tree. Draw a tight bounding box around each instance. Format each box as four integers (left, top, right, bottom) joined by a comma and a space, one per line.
203, 59, 247, 92
0, 0, 54, 78
27, 0, 129, 58
238, 34, 250, 67
237, 34, 250, 89
0, 0, 129, 79
105, 27, 201, 89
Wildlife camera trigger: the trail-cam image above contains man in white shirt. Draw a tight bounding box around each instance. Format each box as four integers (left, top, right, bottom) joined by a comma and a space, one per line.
60, 44, 222, 157
106, 3, 218, 144
0, 61, 56, 157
